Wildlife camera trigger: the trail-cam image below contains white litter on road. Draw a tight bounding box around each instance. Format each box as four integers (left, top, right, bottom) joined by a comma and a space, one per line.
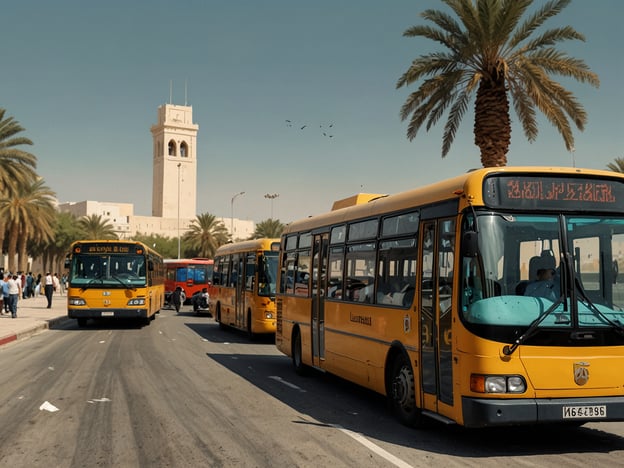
39, 401, 59, 412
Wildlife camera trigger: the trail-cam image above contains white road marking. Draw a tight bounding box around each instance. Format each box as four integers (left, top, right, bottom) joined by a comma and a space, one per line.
331, 424, 413, 468
268, 376, 307, 392
87, 398, 111, 404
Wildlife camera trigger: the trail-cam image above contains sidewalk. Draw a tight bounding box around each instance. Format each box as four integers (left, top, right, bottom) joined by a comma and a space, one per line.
0, 293, 69, 348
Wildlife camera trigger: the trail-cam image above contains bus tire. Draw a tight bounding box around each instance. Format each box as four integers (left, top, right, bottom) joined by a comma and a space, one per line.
77, 318, 87, 327
247, 310, 255, 341
292, 328, 308, 376
388, 352, 422, 427
216, 304, 226, 330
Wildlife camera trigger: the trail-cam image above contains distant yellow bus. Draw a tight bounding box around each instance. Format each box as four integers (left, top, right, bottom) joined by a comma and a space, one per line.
211, 238, 280, 338
66, 240, 165, 327
276, 167, 624, 428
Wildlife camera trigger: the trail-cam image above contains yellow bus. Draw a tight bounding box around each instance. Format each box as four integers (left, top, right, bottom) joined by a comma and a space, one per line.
66, 240, 165, 327
276, 167, 624, 428
211, 238, 280, 338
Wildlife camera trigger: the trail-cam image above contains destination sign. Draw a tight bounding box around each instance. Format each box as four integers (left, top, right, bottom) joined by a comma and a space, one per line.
73, 243, 136, 254
483, 175, 624, 211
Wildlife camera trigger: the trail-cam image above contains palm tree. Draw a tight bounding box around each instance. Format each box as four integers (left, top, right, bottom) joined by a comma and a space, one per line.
607, 157, 624, 173
0, 177, 56, 273
250, 219, 285, 239
183, 213, 229, 258
0, 109, 38, 257
396, 0, 599, 167
0, 108, 37, 192
78, 214, 118, 240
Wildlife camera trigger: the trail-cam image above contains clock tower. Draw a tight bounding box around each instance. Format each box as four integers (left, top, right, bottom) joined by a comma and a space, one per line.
150, 104, 199, 219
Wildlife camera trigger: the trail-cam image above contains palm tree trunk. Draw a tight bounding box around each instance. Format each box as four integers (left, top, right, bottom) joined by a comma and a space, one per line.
17, 230, 28, 273
474, 78, 511, 167
7, 223, 19, 273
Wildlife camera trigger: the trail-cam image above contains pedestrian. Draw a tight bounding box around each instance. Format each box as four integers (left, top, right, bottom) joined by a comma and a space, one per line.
8, 274, 21, 318
171, 286, 183, 313
53, 273, 61, 295
1, 274, 9, 314
44, 271, 54, 308
60, 273, 68, 294
25, 272, 34, 298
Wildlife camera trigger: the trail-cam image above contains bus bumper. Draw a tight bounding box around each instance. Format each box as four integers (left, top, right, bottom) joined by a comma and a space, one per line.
461, 396, 624, 427
68, 308, 149, 319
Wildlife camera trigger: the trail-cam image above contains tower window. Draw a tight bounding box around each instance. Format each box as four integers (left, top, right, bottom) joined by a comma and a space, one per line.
168, 140, 177, 156
180, 141, 188, 158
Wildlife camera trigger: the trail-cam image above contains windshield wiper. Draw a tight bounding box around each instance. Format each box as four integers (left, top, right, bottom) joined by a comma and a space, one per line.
573, 276, 624, 336
110, 275, 136, 290
502, 296, 566, 356
80, 278, 103, 291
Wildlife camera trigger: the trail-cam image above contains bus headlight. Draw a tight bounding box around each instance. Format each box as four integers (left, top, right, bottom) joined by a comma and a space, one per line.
470, 374, 526, 394
127, 298, 146, 306
265, 312, 274, 319
69, 298, 86, 306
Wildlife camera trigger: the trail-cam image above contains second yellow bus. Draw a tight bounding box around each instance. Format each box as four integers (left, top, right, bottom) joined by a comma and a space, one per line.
211, 238, 280, 338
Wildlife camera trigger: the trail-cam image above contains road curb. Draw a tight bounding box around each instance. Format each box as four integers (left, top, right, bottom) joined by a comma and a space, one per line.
0, 316, 71, 348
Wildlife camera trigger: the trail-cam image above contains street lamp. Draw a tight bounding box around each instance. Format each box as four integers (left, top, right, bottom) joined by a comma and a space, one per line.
177, 163, 181, 259
231, 191, 245, 239
264, 193, 279, 219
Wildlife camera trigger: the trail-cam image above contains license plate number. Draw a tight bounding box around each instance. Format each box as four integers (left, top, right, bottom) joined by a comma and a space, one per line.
563, 405, 606, 419
101, 311, 114, 317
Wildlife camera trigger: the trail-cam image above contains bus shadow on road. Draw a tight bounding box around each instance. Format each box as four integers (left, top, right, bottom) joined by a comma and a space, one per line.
185, 321, 275, 345
204, 349, 624, 458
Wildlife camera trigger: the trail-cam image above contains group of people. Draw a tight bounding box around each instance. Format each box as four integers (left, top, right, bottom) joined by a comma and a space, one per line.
1, 270, 66, 318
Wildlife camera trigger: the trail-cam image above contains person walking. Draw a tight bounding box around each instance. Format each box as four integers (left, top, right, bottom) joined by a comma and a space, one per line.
171, 286, 183, 313
44, 272, 54, 308
8, 274, 21, 318
1, 274, 9, 314
53, 273, 61, 296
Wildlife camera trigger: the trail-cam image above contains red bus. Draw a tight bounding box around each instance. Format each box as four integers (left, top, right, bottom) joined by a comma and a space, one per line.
164, 258, 214, 305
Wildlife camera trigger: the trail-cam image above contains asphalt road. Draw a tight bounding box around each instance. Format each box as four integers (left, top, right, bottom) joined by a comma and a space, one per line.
1, 307, 623, 468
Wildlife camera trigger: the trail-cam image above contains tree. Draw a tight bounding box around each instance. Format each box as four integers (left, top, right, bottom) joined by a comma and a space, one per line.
131, 233, 180, 259
607, 157, 624, 173
0, 109, 38, 258
47, 211, 84, 274
0, 177, 56, 273
396, 0, 599, 167
78, 214, 118, 240
250, 218, 285, 239
183, 213, 229, 258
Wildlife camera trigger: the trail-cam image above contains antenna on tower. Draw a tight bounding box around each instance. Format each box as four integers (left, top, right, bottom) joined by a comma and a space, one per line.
169, 80, 173, 104
185, 79, 188, 106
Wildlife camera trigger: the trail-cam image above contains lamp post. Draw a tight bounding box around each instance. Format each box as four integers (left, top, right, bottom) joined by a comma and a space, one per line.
231, 191, 245, 239
177, 163, 181, 259
264, 193, 279, 219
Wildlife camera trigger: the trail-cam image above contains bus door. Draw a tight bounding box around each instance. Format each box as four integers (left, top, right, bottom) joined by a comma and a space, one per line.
311, 233, 329, 366
234, 254, 245, 328
419, 219, 456, 413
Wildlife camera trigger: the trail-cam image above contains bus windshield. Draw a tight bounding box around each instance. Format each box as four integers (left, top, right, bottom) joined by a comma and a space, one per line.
69, 254, 147, 288
460, 212, 624, 345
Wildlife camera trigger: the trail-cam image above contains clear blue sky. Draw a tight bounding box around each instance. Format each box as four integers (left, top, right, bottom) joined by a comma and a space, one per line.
3, 0, 623, 224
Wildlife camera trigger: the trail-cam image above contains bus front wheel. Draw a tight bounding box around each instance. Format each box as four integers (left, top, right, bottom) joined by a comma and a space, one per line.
389, 353, 422, 427
292, 328, 307, 376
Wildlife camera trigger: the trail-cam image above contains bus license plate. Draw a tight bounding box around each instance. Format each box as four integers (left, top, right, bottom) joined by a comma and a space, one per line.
563, 405, 606, 419
101, 311, 114, 317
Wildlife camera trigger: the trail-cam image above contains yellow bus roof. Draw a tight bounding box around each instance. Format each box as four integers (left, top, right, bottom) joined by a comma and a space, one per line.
284, 166, 624, 234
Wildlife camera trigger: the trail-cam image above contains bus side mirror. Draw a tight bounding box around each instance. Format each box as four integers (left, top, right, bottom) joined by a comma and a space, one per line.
148, 260, 154, 271
462, 231, 479, 258
64, 255, 71, 268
